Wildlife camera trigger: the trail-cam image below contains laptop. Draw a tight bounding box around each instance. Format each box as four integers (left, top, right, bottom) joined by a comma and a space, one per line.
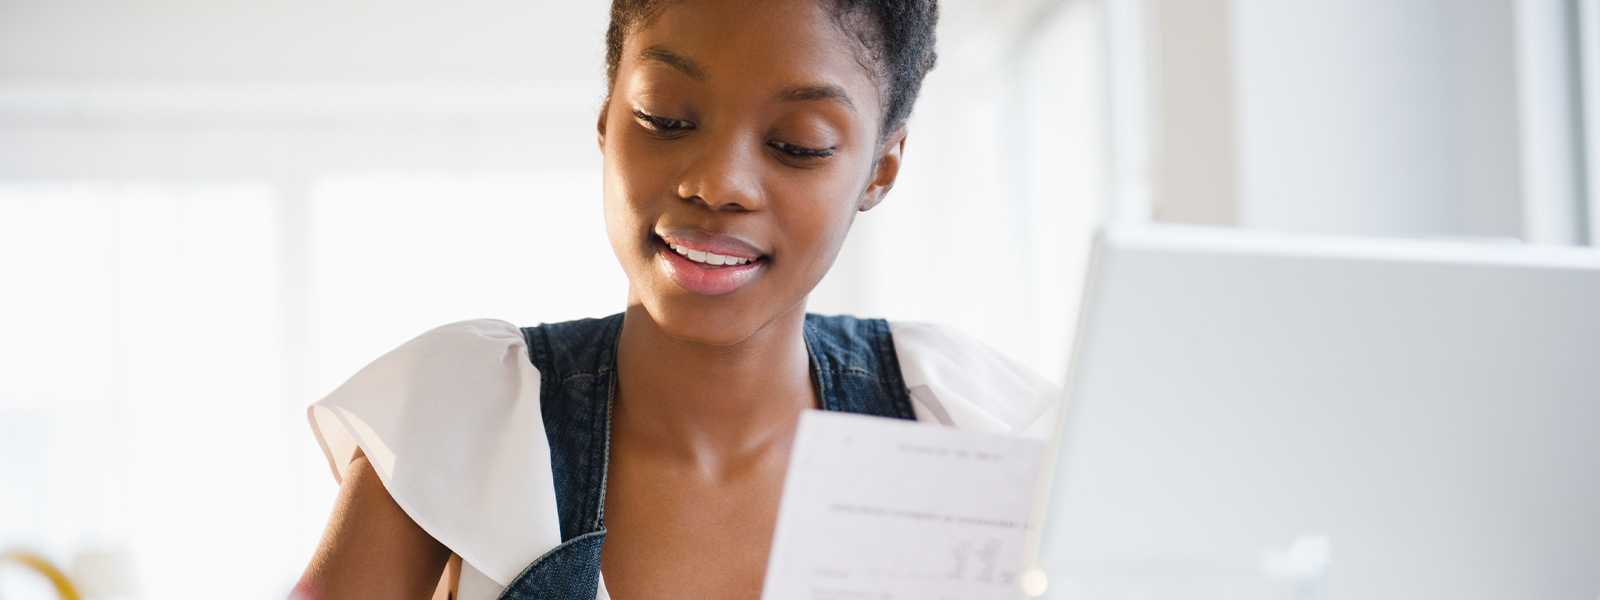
1025, 225, 1600, 600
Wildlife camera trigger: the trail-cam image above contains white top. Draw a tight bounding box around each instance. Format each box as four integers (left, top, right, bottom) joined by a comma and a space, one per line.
308, 319, 1060, 600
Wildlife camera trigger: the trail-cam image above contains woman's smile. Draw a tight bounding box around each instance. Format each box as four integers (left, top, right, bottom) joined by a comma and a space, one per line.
654, 229, 770, 296
666, 243, 755, 266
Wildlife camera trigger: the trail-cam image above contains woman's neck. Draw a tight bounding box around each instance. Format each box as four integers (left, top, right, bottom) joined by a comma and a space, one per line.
613, 301, 816, 470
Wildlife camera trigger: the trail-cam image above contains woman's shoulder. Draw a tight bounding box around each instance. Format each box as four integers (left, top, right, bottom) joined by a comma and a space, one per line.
308, 319, 532, 468
356, 317, 528, 375
307, 318, 563, 588
887, 320, 1062, 440
306, 318, 538, 477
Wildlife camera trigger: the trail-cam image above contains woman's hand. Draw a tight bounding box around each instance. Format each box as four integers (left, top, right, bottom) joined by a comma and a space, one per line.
294, 448, 451, 600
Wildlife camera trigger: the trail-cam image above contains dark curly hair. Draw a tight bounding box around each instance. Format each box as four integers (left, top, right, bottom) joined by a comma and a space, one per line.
604, 0, 939, 140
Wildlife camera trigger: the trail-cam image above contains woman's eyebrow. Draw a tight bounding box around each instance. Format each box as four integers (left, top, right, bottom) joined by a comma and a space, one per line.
636, 44, 853, 113
639, 45, 706, 81
776, 85, 856, 113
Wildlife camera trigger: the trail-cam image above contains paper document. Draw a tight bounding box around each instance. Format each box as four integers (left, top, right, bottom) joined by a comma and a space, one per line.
762, 410, 1046, 600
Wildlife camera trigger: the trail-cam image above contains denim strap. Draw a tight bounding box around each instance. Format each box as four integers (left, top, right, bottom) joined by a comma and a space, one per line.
802, 314, 918, 419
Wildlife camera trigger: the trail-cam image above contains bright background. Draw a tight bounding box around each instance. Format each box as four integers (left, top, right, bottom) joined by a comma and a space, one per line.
0, 0, 1595, 598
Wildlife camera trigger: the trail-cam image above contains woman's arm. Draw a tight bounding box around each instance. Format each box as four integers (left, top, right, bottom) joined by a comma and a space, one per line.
295, 448, 451, 600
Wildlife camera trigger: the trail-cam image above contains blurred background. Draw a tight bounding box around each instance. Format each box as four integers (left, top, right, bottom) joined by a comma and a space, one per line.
0, 0, 1595, 597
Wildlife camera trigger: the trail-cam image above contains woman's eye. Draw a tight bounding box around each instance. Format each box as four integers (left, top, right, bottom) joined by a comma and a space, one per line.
632, 109, 693, 132
768, 140, 835, 159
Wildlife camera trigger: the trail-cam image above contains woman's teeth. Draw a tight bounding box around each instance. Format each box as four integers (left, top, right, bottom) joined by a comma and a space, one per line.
668, 242, 754, 266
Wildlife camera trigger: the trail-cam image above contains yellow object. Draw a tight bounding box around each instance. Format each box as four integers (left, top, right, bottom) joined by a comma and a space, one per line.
1, 551, 81, 600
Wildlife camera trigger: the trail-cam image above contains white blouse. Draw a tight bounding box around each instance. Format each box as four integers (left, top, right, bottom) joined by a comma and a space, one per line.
308, 319, 1059, 600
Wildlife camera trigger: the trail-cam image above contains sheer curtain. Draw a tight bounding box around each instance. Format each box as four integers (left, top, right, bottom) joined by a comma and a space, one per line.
0, 182, 310, 597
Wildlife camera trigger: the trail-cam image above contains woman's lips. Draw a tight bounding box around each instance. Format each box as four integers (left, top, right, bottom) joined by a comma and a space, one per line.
655, 236, 765, 296
655, 228, 766, 260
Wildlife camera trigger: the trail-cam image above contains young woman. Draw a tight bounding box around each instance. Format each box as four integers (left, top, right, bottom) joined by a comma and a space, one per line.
295, 0, 1057, 598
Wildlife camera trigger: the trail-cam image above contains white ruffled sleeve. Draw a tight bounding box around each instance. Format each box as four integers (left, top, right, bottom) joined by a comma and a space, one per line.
307, 319, 562, 590
890, 321, 1062, 439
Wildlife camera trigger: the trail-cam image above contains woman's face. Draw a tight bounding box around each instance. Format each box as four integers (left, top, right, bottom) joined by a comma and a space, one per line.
600, 0, 904, 346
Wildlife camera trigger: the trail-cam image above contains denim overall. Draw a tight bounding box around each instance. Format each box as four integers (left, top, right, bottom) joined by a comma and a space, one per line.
500, 313, 916, 599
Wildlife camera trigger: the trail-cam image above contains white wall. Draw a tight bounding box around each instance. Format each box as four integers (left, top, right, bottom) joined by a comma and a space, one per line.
0, 0, 608, 82
1232, 0, 1500, 237
1140, 0, 1591, 243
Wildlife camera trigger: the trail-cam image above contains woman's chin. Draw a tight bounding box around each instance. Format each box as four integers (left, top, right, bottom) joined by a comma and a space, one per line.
633, 294, 805, 349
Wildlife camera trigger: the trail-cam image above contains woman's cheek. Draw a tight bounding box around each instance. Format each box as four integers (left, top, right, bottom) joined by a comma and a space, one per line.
602, 152, 656, 271
789, 180, 859, 278
608, 137, 668, 221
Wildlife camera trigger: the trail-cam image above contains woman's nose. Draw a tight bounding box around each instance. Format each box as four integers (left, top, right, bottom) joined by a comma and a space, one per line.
676, 133, 765, 212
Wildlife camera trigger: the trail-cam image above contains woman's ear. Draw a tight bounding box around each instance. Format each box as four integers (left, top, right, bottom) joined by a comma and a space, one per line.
597, 99, 610, 151
858, 125, 908, 212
